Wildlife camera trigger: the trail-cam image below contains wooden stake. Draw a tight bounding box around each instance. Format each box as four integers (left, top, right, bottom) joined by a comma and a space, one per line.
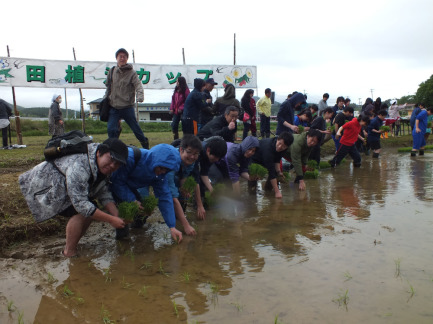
7, 45, 22, 144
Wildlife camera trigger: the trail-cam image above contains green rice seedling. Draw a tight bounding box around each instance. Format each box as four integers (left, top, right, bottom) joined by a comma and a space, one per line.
141, 195, 159, 216
74, 296, 85, 305
138, 286, 147, 297
319, 161, 332, 169
304, 169, 319, 179
230, 301, 243, 312
307, 160, 318, 170
180, 176, 197, 198
380, 126, 390, 132
139, 262, 153, 270
204, 183, 226, 208
124, 249, 135, 262
428, 121, 432, 128
158, 260, 169, 277
18, 311, 24, 324
7, 299, 15, 312
333, 289, 349, 309
47, 272, 58, 284
343, 271, 352, 281
209, 282, 219, 294
172, 300, 179, 317
278, 171, 290, 183
120, 276, 134, 289
181, 272, 191, 282
117, 201, 139, 222
395, 258, 401, 277
62, 285, 74, 297
297, 125, 304, 133
248, 163, 268, 179
101, 305, 115, 324
407, 281, 415, 302
103, 267, 112, 283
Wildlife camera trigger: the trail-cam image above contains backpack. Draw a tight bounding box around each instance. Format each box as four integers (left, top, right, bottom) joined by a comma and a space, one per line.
44, 130, 93, 161
99, 66, 115, 122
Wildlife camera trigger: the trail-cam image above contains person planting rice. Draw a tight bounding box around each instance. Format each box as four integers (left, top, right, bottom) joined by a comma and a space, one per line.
411, 107, 433, 157
367, 110, 387, 158
250, 131, 294, 198
208, 136, 260, 196
330, 114, 371, 168
19, 138, 129, 257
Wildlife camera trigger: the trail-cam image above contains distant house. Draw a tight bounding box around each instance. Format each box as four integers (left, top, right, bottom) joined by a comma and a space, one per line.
87, 99, 171, 121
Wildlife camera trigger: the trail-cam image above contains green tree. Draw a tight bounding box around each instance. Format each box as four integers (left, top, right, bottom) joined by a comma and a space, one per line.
415, 74, 433, 107
397, 94, 416, 105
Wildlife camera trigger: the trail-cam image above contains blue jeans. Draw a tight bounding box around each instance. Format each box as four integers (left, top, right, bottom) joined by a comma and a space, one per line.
107, 107, 147, 143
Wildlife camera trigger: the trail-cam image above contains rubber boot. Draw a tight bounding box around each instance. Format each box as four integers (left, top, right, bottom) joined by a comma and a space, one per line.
419, 149, 424, 156
140, 138, 149, 149
372, 152, 379, 158
411, 151, 417, 157
173, 131, 179, 140
384, 132, 389, 139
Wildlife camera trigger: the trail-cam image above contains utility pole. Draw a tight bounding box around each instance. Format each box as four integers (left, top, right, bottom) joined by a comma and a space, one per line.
64, 88, 68, 119
7, 45, 22, 144
370, 89, 374, 99
73, 47, 86, 133
132, 49, 139, 121
182, 48, 186, 65
234, 33, 236, 65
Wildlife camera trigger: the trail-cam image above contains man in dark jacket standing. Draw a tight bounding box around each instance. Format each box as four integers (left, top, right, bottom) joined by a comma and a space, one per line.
0, 99, 12, 149
182, 78, 211, 135
276, 92, 306, 135
105, 48, 149, 149
197, 106, 239, 142
200, 78, 218, 129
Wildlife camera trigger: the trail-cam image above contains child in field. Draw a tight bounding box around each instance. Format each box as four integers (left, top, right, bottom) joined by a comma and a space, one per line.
330, 114, 370, 167
367, 110, 387, 158
294, 109, 313, 132
411, 107, 433, 157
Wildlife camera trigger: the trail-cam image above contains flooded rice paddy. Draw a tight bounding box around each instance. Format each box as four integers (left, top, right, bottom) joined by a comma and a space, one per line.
1, 152, 433, 323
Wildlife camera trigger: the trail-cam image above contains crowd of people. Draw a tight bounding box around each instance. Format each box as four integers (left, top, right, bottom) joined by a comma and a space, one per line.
17, 48, 432, 258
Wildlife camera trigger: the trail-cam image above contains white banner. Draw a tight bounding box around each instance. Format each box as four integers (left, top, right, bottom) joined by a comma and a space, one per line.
0, 57, 257, 90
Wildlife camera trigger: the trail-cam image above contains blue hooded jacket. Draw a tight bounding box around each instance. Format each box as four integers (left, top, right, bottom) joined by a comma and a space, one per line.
111, 144, 181, 228
276, 93, 306, 135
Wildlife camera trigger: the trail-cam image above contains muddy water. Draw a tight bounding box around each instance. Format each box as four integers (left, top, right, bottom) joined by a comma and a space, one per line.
2, 152, 433, 323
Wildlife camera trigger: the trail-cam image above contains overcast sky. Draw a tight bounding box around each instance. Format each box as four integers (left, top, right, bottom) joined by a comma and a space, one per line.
1, 0, 432, 110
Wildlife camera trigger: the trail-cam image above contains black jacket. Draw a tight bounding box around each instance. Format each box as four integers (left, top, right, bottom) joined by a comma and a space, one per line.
197, 115, 236, 142
251, 137, 285, 180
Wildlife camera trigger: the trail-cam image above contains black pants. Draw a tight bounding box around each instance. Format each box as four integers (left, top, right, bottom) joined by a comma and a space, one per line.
331, 144, 361, 166
2, 126, 8, 147
260, 115, 270, 136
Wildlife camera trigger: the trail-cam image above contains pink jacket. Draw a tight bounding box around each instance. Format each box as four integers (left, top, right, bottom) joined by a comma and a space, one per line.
170, 89, 190, 115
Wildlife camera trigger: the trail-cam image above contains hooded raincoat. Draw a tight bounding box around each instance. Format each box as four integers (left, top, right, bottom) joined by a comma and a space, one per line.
276, 93, 306, 135
110, 144, 181, 228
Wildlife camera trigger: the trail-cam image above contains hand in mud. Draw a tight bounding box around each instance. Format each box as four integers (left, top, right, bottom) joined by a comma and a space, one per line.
110, 216, 125, 229
184, 223, 197, 236
197, 205, 206, 220
298, 180, 306, 191
171, 228, 183, 243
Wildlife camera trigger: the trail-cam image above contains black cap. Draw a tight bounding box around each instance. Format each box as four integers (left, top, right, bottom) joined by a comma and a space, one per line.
205, 78, 218, 85
102, 138, 128, 165
115, 48, 129, 59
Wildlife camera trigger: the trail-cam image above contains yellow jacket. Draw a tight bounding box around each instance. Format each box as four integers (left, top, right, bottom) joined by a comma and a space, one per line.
257, 96, 272, 117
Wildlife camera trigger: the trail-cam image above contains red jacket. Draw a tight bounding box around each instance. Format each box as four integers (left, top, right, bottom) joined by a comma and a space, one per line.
170, 88, 190, 115
340, 118, 361, 146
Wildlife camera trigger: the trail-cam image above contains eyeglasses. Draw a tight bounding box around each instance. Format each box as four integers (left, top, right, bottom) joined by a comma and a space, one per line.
185, 149, 200, 158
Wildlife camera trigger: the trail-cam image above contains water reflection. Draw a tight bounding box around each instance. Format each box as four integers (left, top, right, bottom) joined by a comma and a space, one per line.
28, 152, 433, 323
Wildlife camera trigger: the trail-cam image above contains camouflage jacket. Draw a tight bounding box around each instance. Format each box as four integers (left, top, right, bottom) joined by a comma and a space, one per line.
19, 143, 114, 223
